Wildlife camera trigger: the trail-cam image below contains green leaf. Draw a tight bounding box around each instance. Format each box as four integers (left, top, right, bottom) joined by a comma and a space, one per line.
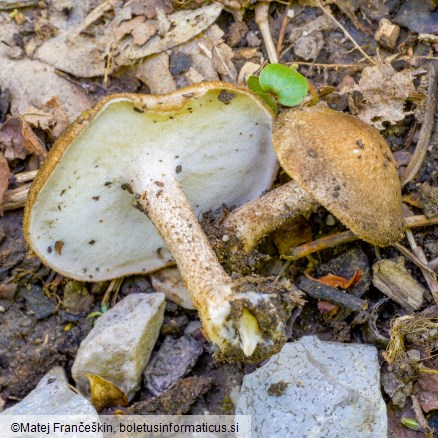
259, 64, 308, 107
401, 418, 423, 431
247, 75, 277, 114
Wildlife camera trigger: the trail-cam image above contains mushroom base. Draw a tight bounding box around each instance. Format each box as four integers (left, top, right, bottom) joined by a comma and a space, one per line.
205, 277, 305, 363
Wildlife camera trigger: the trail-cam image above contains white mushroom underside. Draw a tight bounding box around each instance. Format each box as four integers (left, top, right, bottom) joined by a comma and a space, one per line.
28, 91, 276, 280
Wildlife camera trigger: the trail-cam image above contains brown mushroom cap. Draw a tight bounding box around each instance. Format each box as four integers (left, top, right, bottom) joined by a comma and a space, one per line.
273, 107, 404, 246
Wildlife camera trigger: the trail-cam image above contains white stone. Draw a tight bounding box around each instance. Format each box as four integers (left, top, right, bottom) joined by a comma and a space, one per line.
1, 367, 98, 416
72, 293, 165, 401
236, 336, 387, 437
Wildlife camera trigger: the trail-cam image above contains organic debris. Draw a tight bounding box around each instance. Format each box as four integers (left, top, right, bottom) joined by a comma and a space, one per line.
342, 63, 426, 130
384, 315, 438, 375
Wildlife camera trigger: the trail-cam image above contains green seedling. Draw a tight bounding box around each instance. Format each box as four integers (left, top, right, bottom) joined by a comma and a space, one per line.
248, 64, 309, 114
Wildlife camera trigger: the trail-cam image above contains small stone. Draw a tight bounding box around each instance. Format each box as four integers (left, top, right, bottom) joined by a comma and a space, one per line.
325, 214, 336, 226
72, 293, 165, 401
150, 267, 194, 310
246, 31, 261, 47
237, 336, 387, 437
293, 31, 324, 61
160, 314, 189, 336
144, 335, 203, 396
169, 51, 192, 75
19, 285, 57, 320
1, 367, 98, 417
375, 18, 400, 49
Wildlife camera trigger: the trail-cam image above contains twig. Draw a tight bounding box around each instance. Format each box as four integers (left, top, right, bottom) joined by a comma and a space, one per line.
405, 215, 438, 228
405, 228, 438, 305
296, 276, 367, 311
276, 0, 293, 58
281, 215, 438, 262
282, 230, 358, 261
430, 257, 438, 273
13, 170, 37, 184
3, 183, 30, 211
411, 394, 433, 434
393, 243, 437, 276
255, 2, 279, 64
316, 1, 377, 66
284, 60, 372, 70
401, 61, 438, 187
68, 0, 119, 41
101, 277, 124, 308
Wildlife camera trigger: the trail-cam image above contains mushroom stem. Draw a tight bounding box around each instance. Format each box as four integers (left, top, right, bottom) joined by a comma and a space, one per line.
131, 175, 300, 361
222, 180, 318, 253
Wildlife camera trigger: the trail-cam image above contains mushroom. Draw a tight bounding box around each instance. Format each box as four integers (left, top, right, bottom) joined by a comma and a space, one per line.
217, 106, 405, 256
24, 82, 302, 361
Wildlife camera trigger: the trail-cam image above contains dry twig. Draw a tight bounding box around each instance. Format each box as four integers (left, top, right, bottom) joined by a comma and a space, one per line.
401, 62, 438, 187
316, 1, 377, 66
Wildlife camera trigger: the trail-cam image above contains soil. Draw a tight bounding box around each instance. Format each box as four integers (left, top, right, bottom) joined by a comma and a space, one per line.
0, 0, 437, 433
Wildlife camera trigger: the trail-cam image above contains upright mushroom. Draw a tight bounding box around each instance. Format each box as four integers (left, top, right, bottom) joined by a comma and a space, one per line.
216, 106, 405, 255
24, 82, 302, 361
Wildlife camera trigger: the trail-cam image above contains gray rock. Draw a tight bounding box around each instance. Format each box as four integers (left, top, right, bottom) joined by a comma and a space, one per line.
236, 336, 387, 437
1, 367, 97, 416
19, 285, 57, 320
144, 335, 203, 396
72, 293, 165, 401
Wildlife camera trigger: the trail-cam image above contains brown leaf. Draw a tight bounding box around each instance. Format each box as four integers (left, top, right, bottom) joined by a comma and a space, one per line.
0, 117, 47, 163
0, 153, 10, 215
341, 63, 426, 129
129, 0, 173, 18
24, 97, 70, 140
87, 374, 128, 411
132, 21, 158, 46
20, 117, 47, 160
0, 117, 28, 161
306, 268, 363, 289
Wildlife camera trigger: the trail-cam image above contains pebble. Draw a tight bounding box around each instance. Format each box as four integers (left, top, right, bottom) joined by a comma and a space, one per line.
144, 335, 203, 396
1, 366, 98, 416
72, 293, 165, 401
236, 336, 387, 437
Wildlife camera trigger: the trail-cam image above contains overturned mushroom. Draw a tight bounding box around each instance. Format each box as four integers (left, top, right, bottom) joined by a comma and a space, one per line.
24, 82, 302, 361
218, 106, 405, 256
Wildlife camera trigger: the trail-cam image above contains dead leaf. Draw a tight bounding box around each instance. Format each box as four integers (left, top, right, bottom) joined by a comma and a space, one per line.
35, 3, 223, 78
0, 117, 47, 165
306, 268, 363, 289
136, 52, 176, 94
118, 4, 224, 65
0, 118, 28, 161
23, 97, 70, 140
115, 16, 158, 46
0, 152, 10, 215
415, 374, 438, 413
0, 55, 90, 121
20, 117, 47, 160
129, 0, 173, 18
342, 63, 425, 129
87, 374, 128, 411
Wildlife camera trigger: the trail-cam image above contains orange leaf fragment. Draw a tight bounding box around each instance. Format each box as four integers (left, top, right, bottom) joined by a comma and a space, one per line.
306, 268, 363, 289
